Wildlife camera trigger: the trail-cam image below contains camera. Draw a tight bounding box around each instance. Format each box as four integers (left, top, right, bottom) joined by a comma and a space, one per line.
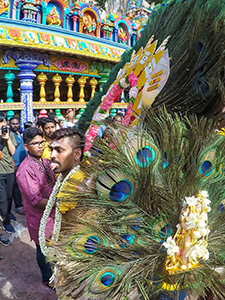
1, 125, 8, 135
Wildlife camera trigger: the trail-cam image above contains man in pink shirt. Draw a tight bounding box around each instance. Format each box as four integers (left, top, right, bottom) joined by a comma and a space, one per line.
16, 127, 56, 288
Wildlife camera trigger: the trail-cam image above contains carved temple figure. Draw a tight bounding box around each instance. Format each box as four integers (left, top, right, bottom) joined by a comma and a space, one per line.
83, 14, 97, 34
46, 6, 61, 26
118, 27, 128, 43
0, 0, 9, 15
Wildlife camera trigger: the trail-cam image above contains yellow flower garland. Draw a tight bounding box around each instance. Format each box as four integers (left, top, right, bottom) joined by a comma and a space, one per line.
57, 169, 85, 214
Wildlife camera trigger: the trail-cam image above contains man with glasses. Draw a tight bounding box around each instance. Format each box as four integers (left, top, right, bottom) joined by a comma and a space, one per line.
16, 127, 56, 288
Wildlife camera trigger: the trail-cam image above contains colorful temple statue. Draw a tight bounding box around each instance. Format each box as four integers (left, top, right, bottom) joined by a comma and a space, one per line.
0, 0, 9, 15
118, 26, 128, 44
46, 6, 61, 26
83, 14, 97, 34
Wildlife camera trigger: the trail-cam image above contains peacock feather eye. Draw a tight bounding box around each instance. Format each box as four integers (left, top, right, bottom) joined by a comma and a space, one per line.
200, 160, 213, 176
89, 268, 119, 294
129, 217, 142, 231
124, 137, 159, 169
88, 266, 121, 299
217, 200, 225, 213
67, 233, 102, 256
100, 272, 116, 287
159, 223, 172, 239
120, 234, 135, 248
217, 203, 224, 213
152, 219, 172, 243
109, 179, 133, 202
135, 146, 156, 167
198, 80, 210, 94
197, 41, 204, 53
198, 149, 216, 179
96, 169, 134, 204
84, 236, 101, 254
130, 224, 141, 231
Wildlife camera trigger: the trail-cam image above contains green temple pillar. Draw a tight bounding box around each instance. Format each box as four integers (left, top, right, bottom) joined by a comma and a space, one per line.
41, 2, 47, 25
4, 70, 15, 103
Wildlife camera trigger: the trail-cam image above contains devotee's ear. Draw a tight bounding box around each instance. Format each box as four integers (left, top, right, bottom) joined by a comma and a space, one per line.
24, 144, 29, 152
74, 148, 81, 162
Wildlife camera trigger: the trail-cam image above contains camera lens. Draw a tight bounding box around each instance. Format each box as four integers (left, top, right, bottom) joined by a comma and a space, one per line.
1, 126, 8, 135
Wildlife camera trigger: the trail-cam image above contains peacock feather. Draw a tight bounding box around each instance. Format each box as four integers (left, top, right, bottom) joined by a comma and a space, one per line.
48, 108, 225, 300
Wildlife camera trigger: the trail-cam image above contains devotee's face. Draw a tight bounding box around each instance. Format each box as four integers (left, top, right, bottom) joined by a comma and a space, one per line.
24, 135, 45, 158
10, 119, 20, 132
68, 111, 75, 119
43, 122, 56, 138
50, 137, 81, 175
59, 120, 64, 128
113, 115, 123, 125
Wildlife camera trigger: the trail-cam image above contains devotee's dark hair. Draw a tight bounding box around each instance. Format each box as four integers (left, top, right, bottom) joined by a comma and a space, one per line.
9, 116, 20, 123
51, 128, 84, 160
23, 127, 43, 144
36, 117, 47, 128
42, 118, 57, 127
0, 112, 6, 123
24, 121, 33, 130
48, 112, 57, 120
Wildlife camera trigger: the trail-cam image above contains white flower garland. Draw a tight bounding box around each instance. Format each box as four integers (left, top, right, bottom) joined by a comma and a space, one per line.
39, 165, 80, 256
163, 190, 210, 269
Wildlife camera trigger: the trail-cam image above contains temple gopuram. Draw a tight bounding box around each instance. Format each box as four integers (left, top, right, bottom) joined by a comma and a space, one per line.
0, 0, 153, 126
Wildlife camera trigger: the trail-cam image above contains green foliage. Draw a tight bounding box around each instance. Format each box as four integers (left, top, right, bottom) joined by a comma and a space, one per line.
94, 0, 107, 10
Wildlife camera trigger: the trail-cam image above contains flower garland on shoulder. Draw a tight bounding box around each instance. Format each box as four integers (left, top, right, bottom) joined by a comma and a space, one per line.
39, 165, 80, 256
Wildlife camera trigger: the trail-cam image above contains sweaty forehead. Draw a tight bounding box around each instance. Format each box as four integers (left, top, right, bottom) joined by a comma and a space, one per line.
30, 135, 43, 143
50, 137, 77, 148
44, 122, 55, 127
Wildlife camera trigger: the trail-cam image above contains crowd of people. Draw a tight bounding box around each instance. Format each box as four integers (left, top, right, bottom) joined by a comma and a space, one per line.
0, 108, 124, 289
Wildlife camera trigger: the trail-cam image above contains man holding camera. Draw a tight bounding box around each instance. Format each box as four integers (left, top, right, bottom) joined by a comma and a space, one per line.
0, 112, 17, 240
9, 116, 27, 215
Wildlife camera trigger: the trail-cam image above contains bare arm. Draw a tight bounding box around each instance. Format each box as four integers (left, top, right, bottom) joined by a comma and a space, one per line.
36, 198, 56, 209
35, 198, 49, 209
1, 131, 16, 156
6, 136, 15, 156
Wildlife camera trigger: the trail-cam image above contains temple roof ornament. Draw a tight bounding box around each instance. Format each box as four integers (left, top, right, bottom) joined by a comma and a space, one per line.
125, 0, 155, 27
70, 0, 80, 11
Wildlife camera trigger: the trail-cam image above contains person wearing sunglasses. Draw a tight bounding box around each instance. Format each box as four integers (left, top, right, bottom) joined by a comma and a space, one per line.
16, 127, 56, 288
